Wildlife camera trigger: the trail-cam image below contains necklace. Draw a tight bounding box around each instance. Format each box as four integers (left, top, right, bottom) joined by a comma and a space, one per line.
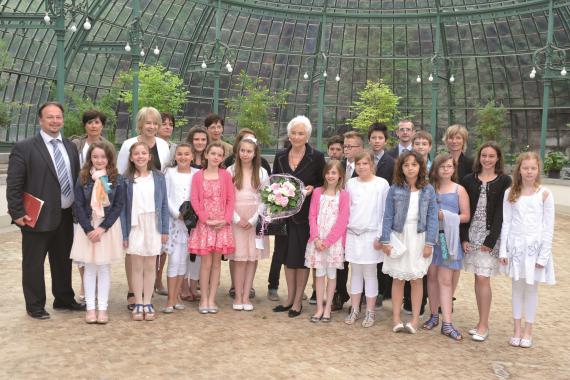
288, 146, 306, 170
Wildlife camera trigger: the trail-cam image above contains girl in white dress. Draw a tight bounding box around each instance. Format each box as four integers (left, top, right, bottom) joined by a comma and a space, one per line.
163, 143, 199, 313
381, 151, 438, 334
344, 151, 390, 328
500, 152, 555, 348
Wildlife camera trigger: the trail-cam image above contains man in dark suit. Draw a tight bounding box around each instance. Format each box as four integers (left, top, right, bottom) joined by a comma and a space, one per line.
367, 122, 395, 307
332, 131, 364, 311
388, 120, 415, 159
7, 101, 84, 319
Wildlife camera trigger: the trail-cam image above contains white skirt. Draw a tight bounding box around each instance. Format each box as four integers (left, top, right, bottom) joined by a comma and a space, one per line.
383, 223, 430, 281
126, 212, 162, 257
344, 230, 383, 264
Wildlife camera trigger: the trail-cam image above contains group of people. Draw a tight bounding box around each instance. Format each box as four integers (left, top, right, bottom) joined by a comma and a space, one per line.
6, 102, 555, 349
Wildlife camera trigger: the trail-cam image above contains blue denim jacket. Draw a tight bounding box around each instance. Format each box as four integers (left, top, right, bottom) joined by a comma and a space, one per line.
73, 175, 126, 233
120, 170, 169, 240
380, 183, 438, 246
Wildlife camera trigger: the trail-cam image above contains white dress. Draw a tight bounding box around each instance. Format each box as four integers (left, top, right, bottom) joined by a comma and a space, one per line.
383, 191, 431, 280
499, 187, 555, 285
344, 176, 389, 264
165, 167, 198, 253
126, 173, 162, 256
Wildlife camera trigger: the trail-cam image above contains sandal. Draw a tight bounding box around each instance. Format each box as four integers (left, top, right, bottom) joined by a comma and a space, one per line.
423, 314, 440, 330
509, 337, 521, 347
362, 311, 376, 328
131, 304, 144, 321
441, 323, 463, 341
143, 304, 156, 321
127, 292, 135, 311
321, 316, 331, 323
309, 315, 322, 323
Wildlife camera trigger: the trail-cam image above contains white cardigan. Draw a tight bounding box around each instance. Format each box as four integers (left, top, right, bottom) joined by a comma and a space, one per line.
117, 136, 171, 174
226, 165, 269, 225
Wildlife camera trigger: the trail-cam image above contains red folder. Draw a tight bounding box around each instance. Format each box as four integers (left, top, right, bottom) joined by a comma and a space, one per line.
23, 192, 44, 228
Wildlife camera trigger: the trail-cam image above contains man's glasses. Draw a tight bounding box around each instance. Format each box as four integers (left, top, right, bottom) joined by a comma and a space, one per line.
343, 145, 362, 150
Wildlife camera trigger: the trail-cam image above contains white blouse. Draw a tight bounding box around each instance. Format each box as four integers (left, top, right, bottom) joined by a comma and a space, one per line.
346, 176, 390, 239
165, 166, 198, 219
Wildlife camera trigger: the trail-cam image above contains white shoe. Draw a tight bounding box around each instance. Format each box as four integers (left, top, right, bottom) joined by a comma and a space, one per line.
392, 322, 405, 333
405, 322, 417, 334
232, 304, 244, 311
519, 338, 532, 348
509, 337, 521, 347
472, 330, 489, 342
468, 328, 478, 336
174, 304, 185, 310
243, 304, 254, 311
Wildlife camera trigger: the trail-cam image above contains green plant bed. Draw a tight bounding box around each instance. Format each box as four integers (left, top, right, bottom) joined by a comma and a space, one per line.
544, 151, 569, 179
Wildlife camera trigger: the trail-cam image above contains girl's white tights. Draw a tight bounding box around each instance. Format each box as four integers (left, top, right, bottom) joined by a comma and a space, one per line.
512, 279, 538, 323
84, 263, 110, 311
350, 263, 378, 297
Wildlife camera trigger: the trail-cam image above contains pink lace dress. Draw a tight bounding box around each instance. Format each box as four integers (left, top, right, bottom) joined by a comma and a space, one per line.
188, 178, 235, 255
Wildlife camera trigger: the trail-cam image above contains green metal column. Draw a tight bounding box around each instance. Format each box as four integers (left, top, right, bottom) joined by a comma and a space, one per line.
430, 2, 443, 157
316, 0, 328, 151
55, 0, 66, 105
540, 0, 555, 161
213, 0, 222, 113
130, 0, 141, 136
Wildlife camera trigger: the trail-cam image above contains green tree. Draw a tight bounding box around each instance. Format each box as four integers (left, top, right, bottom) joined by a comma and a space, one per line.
0, 39, 10, 129
117, 64, 189, 124
475, 101, 507, 148
225, 71, 289, 145
346, 80, 401, 132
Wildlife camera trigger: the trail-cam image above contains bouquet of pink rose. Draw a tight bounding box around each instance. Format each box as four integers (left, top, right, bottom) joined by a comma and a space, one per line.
260, 174, 305, 222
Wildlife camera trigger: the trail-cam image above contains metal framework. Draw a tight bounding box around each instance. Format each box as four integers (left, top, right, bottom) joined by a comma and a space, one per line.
1, 0, 570, 158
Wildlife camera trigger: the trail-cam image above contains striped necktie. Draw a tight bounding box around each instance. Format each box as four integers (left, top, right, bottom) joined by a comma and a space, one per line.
50, 139, 72, 197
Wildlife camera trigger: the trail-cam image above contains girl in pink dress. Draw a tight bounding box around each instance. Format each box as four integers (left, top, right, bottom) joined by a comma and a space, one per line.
305, 159, 349, 323
227, 137, 269, 311
188, 142, 235, 314
71, 142, 125, 324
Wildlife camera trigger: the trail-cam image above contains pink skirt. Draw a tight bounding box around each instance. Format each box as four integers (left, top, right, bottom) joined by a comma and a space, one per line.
188, 220, 235, 256
70, 217, 123, 265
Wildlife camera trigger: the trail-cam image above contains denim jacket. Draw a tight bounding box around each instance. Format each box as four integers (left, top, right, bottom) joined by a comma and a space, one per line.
380, 183, 439, 246
73, 174, 126, 233
120, 170, 169, 240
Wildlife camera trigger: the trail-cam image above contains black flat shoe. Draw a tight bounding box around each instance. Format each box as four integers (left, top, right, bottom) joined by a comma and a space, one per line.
53, 302, 86, 311
27, 309, 50, 320
288, 306, 303, 318
273, 304, 293, 312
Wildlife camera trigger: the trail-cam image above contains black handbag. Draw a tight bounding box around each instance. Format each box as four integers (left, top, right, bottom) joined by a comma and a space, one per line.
256, 218, 287, 236
179, 201, 198, 232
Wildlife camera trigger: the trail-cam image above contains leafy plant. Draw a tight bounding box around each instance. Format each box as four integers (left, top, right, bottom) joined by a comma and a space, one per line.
475, 102, 507, 148
346, 80, 401, 132
543, 151, 569, 172
0, 39, 10, 129
225, 71, 289, 145
117, 64, 189, 126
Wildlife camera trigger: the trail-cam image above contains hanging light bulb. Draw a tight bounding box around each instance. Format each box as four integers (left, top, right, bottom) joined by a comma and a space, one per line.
303, 72, 309, 80
140, 49, 145, 57
201, 60, 207, 69
69, 23, 77, 33
335, 74, 341, 82
416, 75, 422, 83
428, 73, 434, 82
561, 67, 567, 76
530, 67, 537, 79
323, 71, 327, 78
83, 18, 92, 31
153, 46, 160, 55
124, 42, 131, 52
228, 65, 233, 73
43, 12, 51, 24
449, 74, 455, 83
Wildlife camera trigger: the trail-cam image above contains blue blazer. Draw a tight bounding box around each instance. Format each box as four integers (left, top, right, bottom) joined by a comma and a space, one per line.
74, 174, 126, 233
120, 170, 169, 240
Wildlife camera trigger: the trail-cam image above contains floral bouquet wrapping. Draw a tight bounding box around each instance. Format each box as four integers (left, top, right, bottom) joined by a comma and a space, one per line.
259, 174, 305, 229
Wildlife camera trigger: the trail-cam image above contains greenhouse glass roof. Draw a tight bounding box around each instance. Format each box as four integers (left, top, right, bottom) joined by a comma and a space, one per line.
1, 0, 569, 152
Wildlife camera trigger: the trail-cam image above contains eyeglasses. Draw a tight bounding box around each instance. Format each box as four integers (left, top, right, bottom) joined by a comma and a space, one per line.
398, 128, 413, 133
343, 145, 362, 150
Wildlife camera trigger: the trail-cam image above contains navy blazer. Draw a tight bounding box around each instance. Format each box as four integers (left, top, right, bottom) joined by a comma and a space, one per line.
73, 175, 127, 233
6, 133, 80, 232
375, 152, 395, 185
387, 145, 400, 159
273, 144, 325, 224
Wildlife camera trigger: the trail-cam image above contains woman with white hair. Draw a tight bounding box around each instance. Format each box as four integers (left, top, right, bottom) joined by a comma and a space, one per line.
116, 106, 171, 310
271, 116, 326, 318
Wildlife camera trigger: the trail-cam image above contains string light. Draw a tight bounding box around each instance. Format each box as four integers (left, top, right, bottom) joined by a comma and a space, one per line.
83, 17, 91, 30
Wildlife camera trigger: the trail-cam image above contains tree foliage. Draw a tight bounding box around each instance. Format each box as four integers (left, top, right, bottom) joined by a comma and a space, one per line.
0, 39, 10, 129
117, 64, 189, 125
225, 71, 289, 145
347, 80, 401, 132
475, 102, 507, 148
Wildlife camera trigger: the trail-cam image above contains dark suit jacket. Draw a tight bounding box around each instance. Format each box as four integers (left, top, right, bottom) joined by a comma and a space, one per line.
387, 145, 400, 159
456, 152, 474, 183
341, 158, 359, 180
273, 144, 325, 224
7, 133, 80, 232
375, 152, 395, 185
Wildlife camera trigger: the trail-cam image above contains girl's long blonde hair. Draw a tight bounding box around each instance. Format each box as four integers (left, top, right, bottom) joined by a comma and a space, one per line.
508, 151, 542, 203
233, 138, 261, 190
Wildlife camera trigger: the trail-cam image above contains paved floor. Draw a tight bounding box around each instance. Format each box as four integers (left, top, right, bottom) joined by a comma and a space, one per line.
1, 215, 569, 379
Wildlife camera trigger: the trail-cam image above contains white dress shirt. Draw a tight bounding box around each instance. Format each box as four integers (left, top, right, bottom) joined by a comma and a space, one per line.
40, 129, 74, 208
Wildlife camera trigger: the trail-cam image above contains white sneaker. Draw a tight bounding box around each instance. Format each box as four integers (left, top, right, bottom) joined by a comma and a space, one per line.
232, 304, 244, 311
243, 304, 254, 311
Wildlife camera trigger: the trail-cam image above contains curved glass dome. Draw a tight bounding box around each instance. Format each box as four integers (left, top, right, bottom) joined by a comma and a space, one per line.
1, 0, 569, 152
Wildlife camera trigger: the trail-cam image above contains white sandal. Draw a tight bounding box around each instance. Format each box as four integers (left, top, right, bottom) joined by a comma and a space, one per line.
520, 338, 532, 348
509, 337, 521, 347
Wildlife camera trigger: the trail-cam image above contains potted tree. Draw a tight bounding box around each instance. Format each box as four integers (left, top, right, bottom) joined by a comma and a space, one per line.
543, 151, 569, 179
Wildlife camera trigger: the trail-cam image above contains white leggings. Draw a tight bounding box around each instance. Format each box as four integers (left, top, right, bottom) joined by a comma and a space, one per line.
185, 255, 201, 281
315, 267, 337, 279
84, 263, 110, 311
167, 243, 188, 277
512, 279, 539, 323
350, 263, 378, 297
